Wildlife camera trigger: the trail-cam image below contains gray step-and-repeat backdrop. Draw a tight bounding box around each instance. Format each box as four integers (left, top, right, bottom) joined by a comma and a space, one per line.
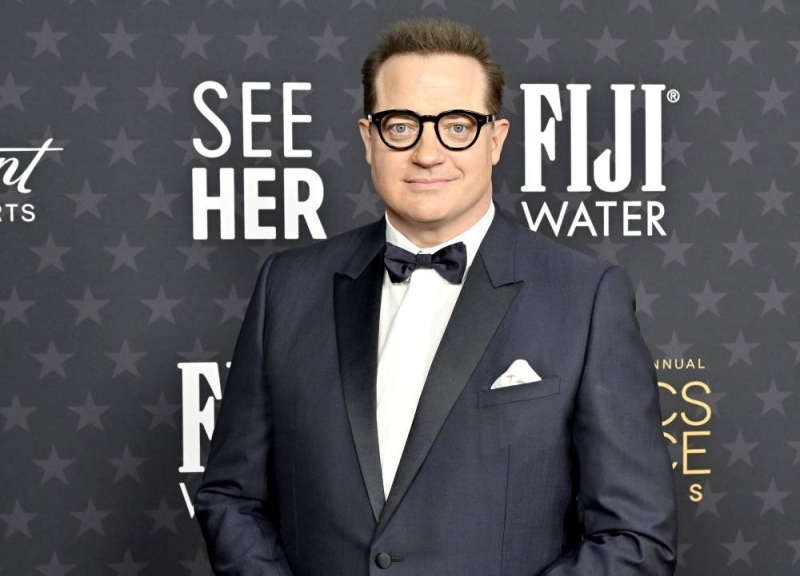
1, 1, 798, 574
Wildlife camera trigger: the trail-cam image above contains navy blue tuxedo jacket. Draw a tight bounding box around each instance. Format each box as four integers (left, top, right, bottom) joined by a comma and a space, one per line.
194, 206, 678, 576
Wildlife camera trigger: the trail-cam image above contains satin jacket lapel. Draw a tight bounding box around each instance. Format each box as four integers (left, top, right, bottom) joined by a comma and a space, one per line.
375, 208, 523, 538
334, 219, 387, 522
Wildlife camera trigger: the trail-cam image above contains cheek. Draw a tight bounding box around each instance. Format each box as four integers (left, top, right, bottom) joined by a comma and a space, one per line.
372, 154, 401, 185
370, 158, 397, 200
474, 148, 495, 176
457, 154, 487, 181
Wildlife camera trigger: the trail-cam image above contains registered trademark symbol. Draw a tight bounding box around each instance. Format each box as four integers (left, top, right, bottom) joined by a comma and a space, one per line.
666, 89, 680, 103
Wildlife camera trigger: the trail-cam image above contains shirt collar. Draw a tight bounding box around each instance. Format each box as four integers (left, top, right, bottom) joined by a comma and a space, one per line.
384, 201, 495, 270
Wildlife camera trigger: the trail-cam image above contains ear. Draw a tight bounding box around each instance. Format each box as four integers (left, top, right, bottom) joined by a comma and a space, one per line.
358, 118, 373, 165
489, 118, 510, 165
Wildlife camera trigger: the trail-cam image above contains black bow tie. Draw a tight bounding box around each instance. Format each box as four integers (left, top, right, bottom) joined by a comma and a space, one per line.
384, 241, 467, 284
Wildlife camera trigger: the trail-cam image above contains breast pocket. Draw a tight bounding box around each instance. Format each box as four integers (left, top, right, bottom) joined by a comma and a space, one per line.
477, 375, 560, 408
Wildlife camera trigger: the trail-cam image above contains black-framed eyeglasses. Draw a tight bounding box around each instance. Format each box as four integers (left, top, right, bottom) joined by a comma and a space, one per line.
366, 109, 495, 151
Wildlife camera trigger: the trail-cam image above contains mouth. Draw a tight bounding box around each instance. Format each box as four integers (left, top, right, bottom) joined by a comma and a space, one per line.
404, 178, 455, 190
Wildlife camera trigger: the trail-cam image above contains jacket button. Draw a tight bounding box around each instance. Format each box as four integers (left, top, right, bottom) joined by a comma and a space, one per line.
375, 552, 392, 569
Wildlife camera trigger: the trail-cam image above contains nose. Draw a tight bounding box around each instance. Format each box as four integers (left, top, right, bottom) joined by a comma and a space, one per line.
410, 123, 445, 167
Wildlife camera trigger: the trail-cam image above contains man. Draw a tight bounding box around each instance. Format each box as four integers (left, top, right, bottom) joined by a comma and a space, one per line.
195, 18, 677, 576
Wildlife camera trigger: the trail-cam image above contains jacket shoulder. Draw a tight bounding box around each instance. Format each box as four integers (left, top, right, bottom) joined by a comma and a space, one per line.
268, 219, 383, 277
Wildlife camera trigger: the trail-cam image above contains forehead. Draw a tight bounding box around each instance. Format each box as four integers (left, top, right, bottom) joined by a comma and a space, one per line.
373, 53, 489, 113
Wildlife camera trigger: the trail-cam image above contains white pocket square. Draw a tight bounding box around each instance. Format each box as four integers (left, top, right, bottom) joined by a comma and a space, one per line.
490, 359, 542, 389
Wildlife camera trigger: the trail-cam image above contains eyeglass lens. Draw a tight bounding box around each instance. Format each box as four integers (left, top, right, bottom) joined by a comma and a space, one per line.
380, 112, 479, 149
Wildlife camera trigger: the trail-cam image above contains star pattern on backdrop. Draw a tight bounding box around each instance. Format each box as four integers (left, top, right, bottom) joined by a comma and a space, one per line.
723, 230, 759, 266
145, 496, 183, 534
723, 430, 759, 467
722, 530, 758, 565
755, 78, 791, 115
27, 19, 67, 58
107, 445, 147, 482
106, 340, 147, 378
628, 0, 652, 13
722, 129, 758, 165
761, 0, 786, 13
213, 286, 249, 323
177, 338, 219, 362
100, 20, 141, 59
0, 500, 39, 537
0, 72, 31, 110
695, 481, 726, 517
140, 180, 180, 218
174, 22, 213, 59
67, 286, 109, 325
0, 287, 35, 326
689, 280, 725, 317
1, 394, 37, 431
587, 237, 626, 265
689, 180, 726, 216
176, 241, 218, 271
237, 22, 277, 60
72, 498, 112, 536
634, 281, 659, 317
310, 128, 349, 166
141, 286, 182, 324
66, 180, 106, 219
754, 380, 791, 416
103, 127, 143, 165
655, 27, 692, 64
142, 392, 181, 430
519, 25, 557, 63
107, 549, 148, 575
689, 78, 726, 115
104, 234, 145, 271
64, 73, 105, 112
31, 340, 73, 378
346, 180, 382, 218
33, 551, 76, 576
30, 234, 72, 272
722, 331, 759, 366
754, 280, 791, 316
656, 331, 693, 358
656, 231, 693, 266
69, 393, 110, 431
755, 180, 791, 216
309, 23, 348, 61
662, 129, 693, 165
34, 446, 74, 485
139, 74, 179, 112
696, 0, 719, 13
587, 27, 625, 63
722, 28, 759, 64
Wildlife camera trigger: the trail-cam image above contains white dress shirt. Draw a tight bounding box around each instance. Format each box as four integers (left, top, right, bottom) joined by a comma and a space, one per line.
376, 201, 495, 497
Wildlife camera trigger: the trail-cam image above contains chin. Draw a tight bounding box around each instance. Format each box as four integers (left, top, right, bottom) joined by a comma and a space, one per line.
404, 204, 452, 225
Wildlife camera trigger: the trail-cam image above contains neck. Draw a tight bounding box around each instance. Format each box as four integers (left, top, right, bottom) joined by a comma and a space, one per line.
387, 198, 492, 248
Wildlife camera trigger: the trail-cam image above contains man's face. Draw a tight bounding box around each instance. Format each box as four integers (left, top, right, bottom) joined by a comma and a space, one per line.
358, 53, 510, 245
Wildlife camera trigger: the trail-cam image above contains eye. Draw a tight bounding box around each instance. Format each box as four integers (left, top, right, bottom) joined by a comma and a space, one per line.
440, 114, 476, 140
380, 114, 418, 140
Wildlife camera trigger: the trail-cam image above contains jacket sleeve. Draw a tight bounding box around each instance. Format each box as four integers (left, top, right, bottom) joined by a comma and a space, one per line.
194, 254, 294, 576
540, 265, 678, 576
